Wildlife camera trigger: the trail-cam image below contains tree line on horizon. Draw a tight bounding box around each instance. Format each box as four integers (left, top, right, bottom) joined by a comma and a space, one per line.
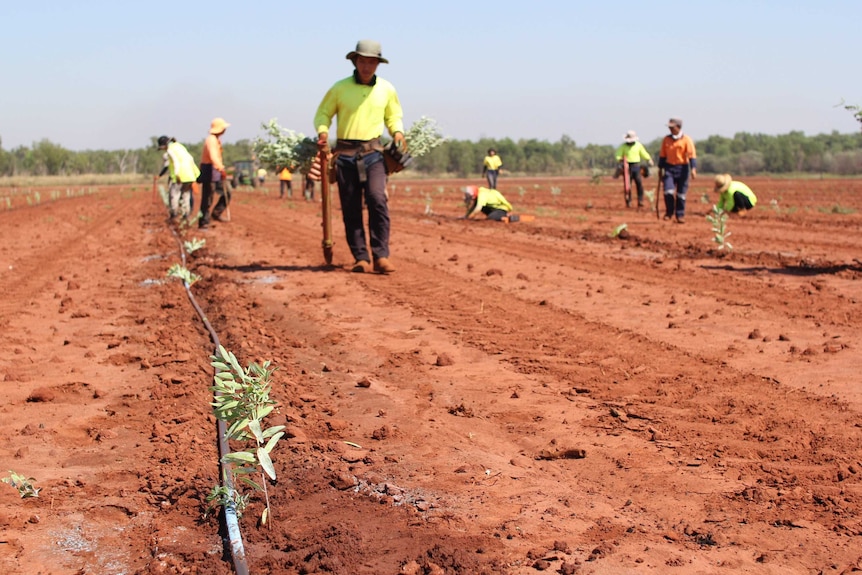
1, 129, 861, 179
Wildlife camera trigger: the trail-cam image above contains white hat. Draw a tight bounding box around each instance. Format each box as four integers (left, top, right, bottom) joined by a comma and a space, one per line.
623, 130, 638, 143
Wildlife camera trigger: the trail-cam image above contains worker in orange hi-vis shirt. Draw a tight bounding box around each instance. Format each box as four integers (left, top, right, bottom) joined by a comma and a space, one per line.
278, 167, 293, 198
658, 117, 697, 223
198, 117, 230, 229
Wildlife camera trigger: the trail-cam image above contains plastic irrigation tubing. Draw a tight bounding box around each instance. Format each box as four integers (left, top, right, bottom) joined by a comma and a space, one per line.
169, 226, 250, 575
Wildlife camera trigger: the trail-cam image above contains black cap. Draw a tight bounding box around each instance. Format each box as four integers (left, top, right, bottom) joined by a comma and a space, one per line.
157, 135, 169, 148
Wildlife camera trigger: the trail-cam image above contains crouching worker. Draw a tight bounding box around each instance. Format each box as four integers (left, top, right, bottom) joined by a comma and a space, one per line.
714, 174, 757, 214
462, 185, 529, 222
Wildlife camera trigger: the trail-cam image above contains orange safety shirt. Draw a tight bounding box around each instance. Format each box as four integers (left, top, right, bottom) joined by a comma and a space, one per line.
200, 134, 225, 172
659, 134, 696, 167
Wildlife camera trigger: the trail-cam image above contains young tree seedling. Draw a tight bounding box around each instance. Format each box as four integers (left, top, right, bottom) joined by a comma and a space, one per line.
706, 205, 733, 251
210, 345, 285, 526
166, 263, 201, 286
2, 470, 40, 498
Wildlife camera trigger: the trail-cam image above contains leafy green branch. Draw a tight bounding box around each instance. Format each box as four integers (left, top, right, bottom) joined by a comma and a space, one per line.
401, 116, 447, 158
253, 119, 318, 174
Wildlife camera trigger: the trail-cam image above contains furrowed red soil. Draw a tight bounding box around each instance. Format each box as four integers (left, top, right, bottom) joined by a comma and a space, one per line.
0, 176, 860, 574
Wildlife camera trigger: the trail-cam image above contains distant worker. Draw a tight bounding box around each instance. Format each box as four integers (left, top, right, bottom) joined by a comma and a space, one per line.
482, 148, 502, 189
304, 172, 315, 201
462, 185, 529, 223
714, 174, 757, 214
278, 167, 293, 198
659, 117, 697, 223
313, 39, 406, 274
257, 167, 267, 186
156, 148, 176, 213
615, 130, 654, 208
157, 136, 200, 225
198, 117, 230, 229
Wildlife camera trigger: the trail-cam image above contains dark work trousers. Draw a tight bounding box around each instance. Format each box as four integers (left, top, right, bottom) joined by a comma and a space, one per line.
211, 182, 230, 220
662, 164, 691, 219
199, 163, 217, 227
336, 151, 389, 263
627, 161, 645, 205
482, 207, 509, 221
732, 191, 754, 212
199, 180, 228, 226
280, 180, 292, 198
485, 169, 499, 190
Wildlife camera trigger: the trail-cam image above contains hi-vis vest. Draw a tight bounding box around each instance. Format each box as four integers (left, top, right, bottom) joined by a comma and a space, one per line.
168, 141, 201, 183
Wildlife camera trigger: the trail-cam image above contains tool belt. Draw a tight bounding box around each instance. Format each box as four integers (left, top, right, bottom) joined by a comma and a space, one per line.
334, 138, 384, 183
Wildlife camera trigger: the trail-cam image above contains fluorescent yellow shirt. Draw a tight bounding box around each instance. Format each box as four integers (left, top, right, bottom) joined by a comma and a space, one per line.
467, 187, 512, 217
615, 141, 652, 163
166, 141, 200, 183
314, 74, 404, 141
718, 181, 757, 212
483, 155, 502, 170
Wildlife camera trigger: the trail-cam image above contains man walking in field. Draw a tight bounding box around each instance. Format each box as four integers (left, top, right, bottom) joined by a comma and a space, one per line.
313, 39, 407, 274
659, 117, 697, 223
483, 148, 502, 189
615, 130, 654, 208
278, 166, 293, 198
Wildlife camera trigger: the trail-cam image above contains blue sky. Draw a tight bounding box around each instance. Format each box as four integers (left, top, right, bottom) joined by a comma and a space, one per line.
1, 0, 860, 151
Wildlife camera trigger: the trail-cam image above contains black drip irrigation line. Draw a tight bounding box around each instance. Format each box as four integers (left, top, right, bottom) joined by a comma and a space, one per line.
169, 227, 250, 575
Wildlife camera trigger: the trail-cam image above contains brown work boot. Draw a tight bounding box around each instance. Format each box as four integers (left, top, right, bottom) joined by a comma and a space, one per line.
373, 257, 396, 274
351, 260, 371, 273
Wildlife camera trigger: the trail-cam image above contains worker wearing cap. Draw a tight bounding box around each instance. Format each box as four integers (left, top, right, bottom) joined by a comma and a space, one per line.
659, 118, 697, 223
615, 130, 654, 208
313, 39, 406, 274
463, 185, 514, 221
714, 174, 757, 214
198, 117, 230, 229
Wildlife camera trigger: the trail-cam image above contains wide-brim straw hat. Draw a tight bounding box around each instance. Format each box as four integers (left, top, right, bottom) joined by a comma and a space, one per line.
346, 39, 389, 64
210, 117, 230, 135
623, 130, 638, 143
714, 173, 732, 193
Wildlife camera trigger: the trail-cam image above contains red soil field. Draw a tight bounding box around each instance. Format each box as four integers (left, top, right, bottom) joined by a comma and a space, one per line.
1, 175, 860, 574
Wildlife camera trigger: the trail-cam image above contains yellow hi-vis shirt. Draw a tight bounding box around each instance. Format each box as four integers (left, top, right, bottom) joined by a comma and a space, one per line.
615, 141, 652, 164
314, 74, 404, 141
718, 181, 757, 212
484, 155, 502, 170
166, 141, 200, 183
467, 187, 512, 217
